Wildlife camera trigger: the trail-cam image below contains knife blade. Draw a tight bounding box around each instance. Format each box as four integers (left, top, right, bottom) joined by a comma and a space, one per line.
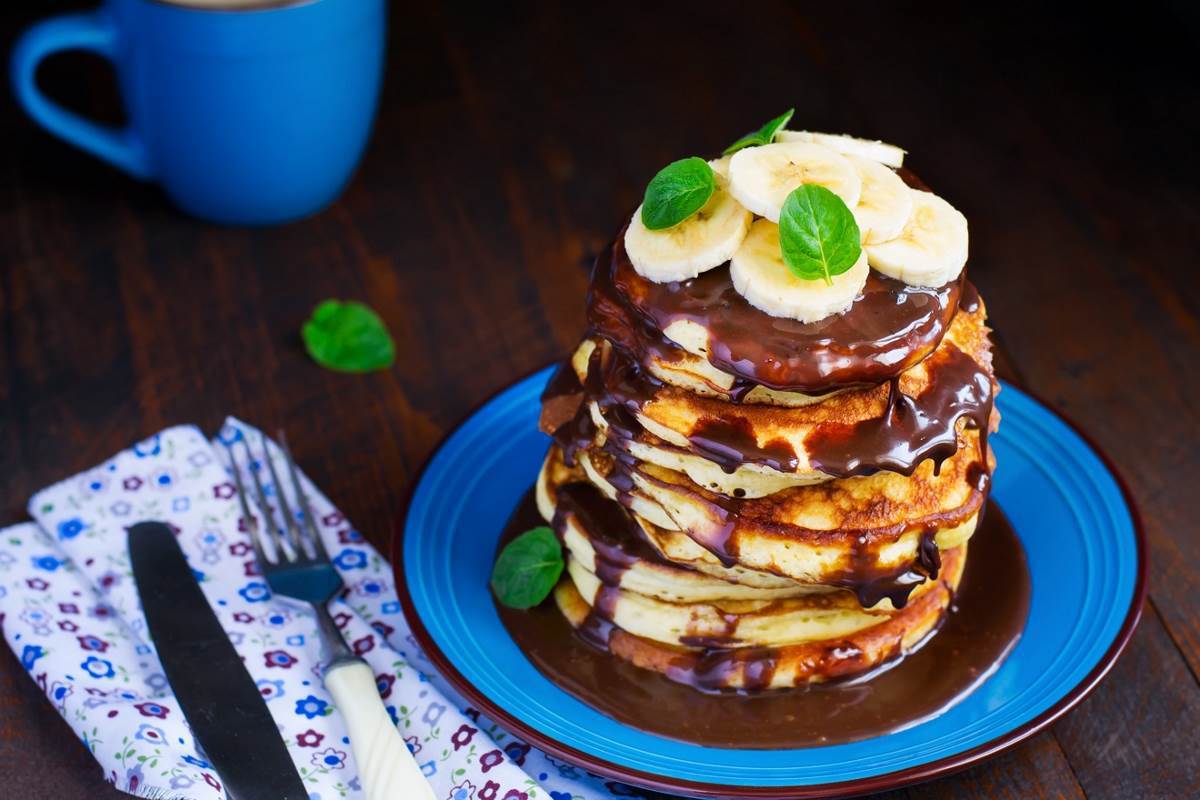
129, 521, 309, 800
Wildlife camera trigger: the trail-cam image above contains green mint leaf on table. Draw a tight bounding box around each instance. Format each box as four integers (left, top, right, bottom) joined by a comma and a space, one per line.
778, 184, 862, 285
641, 157, 715, 230
490, 526, 564, 609
723, 108, 795, 155
302, 300, 396, 373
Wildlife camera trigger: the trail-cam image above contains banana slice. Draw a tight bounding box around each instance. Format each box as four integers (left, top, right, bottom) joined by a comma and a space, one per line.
849, 155, 913, 245
778, 130, 906, 168
624, 176, 752, 283
730, 219, 869, 322
708, 155, 732, 181
866, 189, 968, 287
728, 142, 861, 223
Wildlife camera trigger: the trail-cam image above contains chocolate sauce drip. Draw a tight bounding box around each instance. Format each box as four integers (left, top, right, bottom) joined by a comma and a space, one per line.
843, 568, 928, 611
678, 634, 739, 649
668, 646, 780, 693
727, 377, 759, 403
551, 350, 604, 467
676, 609, 745, 650
574, 590, 618, 650
829, 526, 942, 610
538, 358, 585, 435
496, 491, 1031, 746
803, 342, 995, 479
918, 528, 943, 577
550, 482, 675, 576
576, 565, 624, 650
688, 416, 798, 475
551, 406, 595, 469
959, 280, 982, 314
967, 461, 991, 494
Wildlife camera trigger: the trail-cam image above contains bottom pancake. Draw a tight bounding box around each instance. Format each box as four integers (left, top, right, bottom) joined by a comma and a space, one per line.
553, 543, 965, 691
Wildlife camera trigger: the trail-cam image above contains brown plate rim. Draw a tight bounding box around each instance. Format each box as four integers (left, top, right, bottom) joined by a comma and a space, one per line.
390, 365, 1148, 800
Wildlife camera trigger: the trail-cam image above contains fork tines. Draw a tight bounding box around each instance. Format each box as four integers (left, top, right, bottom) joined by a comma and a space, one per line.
223, 429, 329, 566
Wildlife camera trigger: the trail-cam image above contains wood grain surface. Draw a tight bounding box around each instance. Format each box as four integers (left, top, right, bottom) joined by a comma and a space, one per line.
1, 2, 1197, 798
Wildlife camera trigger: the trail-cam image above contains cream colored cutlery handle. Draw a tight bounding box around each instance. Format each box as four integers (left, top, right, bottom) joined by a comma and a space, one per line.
325, 659, 435, 800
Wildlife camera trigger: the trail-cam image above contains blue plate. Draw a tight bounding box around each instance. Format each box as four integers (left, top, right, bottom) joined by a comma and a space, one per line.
395, 369, 1146, 798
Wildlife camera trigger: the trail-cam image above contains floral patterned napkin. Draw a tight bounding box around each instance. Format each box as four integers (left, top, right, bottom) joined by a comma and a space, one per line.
0, 419, 636, 800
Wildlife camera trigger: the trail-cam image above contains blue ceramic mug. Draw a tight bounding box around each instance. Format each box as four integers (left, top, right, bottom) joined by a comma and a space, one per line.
11, 0, 385, 224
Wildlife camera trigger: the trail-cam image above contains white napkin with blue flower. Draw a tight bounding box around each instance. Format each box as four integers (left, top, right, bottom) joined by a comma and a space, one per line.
0, 419, 636, 800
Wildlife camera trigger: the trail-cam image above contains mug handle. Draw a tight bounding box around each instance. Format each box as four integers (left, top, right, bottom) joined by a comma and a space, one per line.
10, 11, 152, 179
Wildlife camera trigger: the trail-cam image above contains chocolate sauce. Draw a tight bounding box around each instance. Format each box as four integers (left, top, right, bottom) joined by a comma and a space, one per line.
574, 591, 619, 651
549, 350, 603, 467
839, 526, 942, 610
671, 646, 781, 693
496, 491, 1030, 748
688, 416, 799, 475
959, 280, 982, 314
804, 341, 995, 478
539, 358, 585, 436
550, 482, 676, 578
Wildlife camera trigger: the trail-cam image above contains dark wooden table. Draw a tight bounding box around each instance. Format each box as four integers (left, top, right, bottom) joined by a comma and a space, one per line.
2, 2, 1198, 798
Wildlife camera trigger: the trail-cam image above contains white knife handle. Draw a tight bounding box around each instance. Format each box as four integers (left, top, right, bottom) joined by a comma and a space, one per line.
324, 659, 435, 800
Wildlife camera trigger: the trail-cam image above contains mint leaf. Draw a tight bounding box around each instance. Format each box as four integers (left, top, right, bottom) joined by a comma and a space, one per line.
723, 108, 795, 155
302, 300, 396, 373
778, 184, 862, 285
490, 526, 563, 609
641, 157, 715, 230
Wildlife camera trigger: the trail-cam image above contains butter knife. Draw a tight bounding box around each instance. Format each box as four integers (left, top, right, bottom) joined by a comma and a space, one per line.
129, 521, 309, 800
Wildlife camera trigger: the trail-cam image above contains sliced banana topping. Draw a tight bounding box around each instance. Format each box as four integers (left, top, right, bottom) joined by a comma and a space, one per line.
708, 155, 732, 181
849, 155, 913, 245
728, 142, 861, 223
730, 219, 869, 322
778, 130, 906, 168
866, 188, 968, 287
624, 179, 752, 284
628, 128, 962, 296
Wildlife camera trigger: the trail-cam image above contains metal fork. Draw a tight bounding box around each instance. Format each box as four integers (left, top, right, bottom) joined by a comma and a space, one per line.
225, 430, 434, 800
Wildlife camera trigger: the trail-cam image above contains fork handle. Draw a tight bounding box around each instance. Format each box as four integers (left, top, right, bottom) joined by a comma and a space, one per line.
325, 658, 436, 800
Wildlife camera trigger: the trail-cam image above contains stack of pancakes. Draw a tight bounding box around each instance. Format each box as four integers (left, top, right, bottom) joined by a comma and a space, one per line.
536, 208, 996, 693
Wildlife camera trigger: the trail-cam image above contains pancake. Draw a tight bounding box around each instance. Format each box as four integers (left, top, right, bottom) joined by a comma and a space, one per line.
539, 446, 960, 611
566, 298, 995, 493
553, 542, 965, 690
536, 461, 817, 601
632, 515, 810, 590
564, 553, 949, 648
570, 424, 986, 608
